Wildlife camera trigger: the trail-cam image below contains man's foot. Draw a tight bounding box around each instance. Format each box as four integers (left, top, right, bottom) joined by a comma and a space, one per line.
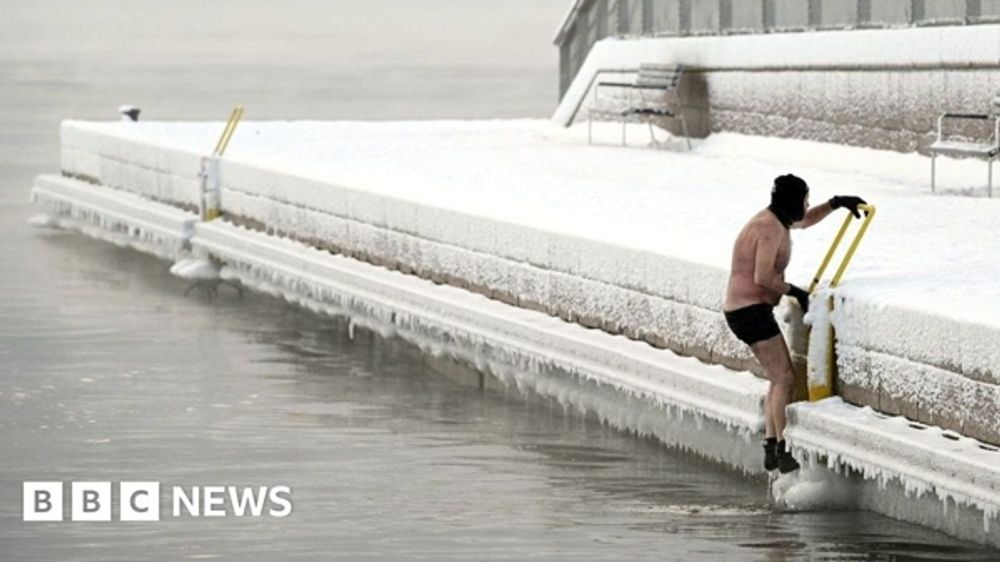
763, 437, 778, 471
776, 441, 800, 473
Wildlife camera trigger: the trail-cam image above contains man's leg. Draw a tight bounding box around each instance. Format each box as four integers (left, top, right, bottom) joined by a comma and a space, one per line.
750, 333, 800, 472
763, 393, 775, 439
750, 334, 796, 439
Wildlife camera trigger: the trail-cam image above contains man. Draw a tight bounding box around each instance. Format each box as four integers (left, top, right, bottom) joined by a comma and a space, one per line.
723, 174, 865, 473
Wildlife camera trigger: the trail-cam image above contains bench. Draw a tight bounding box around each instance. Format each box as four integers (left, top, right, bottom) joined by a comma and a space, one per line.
587, 64, 691, 149
929, 94, 1000, 197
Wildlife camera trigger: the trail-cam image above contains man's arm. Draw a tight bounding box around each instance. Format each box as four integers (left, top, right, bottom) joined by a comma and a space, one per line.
753, 226, 791, 294
794, 195, 868, 229
792, 201, 834, 229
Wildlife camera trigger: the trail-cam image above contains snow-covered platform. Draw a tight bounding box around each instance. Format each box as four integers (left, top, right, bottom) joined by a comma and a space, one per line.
49, 118, 1000, 439
785, 398, 1000, 546
31, 118, 1000, 546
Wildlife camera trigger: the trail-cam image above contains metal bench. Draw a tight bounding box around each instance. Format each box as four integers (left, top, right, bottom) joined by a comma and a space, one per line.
929, 94, 1000, 197
587, 63, 691, 149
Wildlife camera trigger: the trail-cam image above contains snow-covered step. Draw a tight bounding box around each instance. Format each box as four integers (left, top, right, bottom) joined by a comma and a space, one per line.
786, 397, 1000, 535
30, 174, 197, 260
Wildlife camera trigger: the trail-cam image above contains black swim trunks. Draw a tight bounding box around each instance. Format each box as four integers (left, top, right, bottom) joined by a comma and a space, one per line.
724, 303, 781, 346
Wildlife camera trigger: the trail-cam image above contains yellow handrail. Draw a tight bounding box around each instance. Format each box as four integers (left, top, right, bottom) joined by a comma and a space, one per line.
212, 105, 244, 157
809, 204, 877, 292
805, 203, 876, 402
830, 204, 876, 287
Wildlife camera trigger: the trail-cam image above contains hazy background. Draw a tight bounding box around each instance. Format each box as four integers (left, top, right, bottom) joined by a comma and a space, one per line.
0, 0, 568, 194
0, 0, 566, 68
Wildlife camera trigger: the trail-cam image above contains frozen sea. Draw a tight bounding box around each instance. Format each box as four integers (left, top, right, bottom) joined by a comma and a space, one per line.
0, 1, 996, 559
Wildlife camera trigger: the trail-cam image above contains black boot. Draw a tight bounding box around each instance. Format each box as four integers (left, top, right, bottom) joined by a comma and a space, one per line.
776, 441, 800, 474
763, 437, 778, 471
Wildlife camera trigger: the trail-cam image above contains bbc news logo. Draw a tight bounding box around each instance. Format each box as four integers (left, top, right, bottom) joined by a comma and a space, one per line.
23, 482, 292, 521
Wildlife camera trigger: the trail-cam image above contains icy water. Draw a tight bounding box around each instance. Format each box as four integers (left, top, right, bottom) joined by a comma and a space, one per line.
1, 1, 998, 560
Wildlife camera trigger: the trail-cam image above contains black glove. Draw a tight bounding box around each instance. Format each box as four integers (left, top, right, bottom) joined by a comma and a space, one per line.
786, 284, 810, 313
829, 195, 868, 219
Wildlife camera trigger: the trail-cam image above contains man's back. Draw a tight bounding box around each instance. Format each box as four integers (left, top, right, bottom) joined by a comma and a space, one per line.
724, 209, 790, 311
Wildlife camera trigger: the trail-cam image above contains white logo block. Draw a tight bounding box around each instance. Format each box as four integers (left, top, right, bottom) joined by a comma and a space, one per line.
23, 482, 63, 521
71, 482, 111, 521
120, 482, 160, 521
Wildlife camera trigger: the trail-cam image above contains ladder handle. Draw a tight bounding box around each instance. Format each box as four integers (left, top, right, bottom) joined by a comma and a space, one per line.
809, 213, 852, 293
219, 106, 244, 156
809, 204, 877, 293
212, 107, 238, 155
212, 106, 244, 157
831, 204, 876, 288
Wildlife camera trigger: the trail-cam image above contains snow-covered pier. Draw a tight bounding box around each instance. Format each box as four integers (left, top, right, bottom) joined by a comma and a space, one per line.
31, 118, 1000, 546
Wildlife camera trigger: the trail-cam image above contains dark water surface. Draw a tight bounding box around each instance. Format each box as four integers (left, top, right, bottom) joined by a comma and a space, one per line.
1, 1, 997, 560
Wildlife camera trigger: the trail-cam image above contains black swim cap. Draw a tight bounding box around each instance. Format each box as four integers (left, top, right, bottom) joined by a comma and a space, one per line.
768, 174, 809, 227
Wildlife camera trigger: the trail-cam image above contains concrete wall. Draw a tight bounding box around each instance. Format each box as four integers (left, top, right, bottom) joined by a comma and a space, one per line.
557, 0, 1000, 99
555, 25, 1000, 154
701, 68, 1000, 153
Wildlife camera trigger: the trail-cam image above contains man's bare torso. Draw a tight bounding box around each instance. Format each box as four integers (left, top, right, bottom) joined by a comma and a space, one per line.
724, 209, 791, 311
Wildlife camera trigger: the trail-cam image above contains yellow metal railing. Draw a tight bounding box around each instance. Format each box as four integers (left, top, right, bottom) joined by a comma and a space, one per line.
213, 105, 244, 158
809, 204, 877, 292
807, 204, 876, 401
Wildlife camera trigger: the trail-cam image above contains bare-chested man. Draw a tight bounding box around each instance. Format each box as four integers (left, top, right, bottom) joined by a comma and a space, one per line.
724, 174, 866, 473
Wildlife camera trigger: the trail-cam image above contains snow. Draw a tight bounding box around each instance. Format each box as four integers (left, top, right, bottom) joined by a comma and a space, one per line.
169, 257, 220, 281
56, 118, 999, 285
771, 467, 859, 512
60, 122, 204, 207
28, 213, 58, 228
56, 122, 1000, 315
803, 290, 833, 394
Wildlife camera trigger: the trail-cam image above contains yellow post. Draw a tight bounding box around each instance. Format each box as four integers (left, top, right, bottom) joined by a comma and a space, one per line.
806, 204, 876, 401
805, 296, 836, 402
202, 106, 244, 221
